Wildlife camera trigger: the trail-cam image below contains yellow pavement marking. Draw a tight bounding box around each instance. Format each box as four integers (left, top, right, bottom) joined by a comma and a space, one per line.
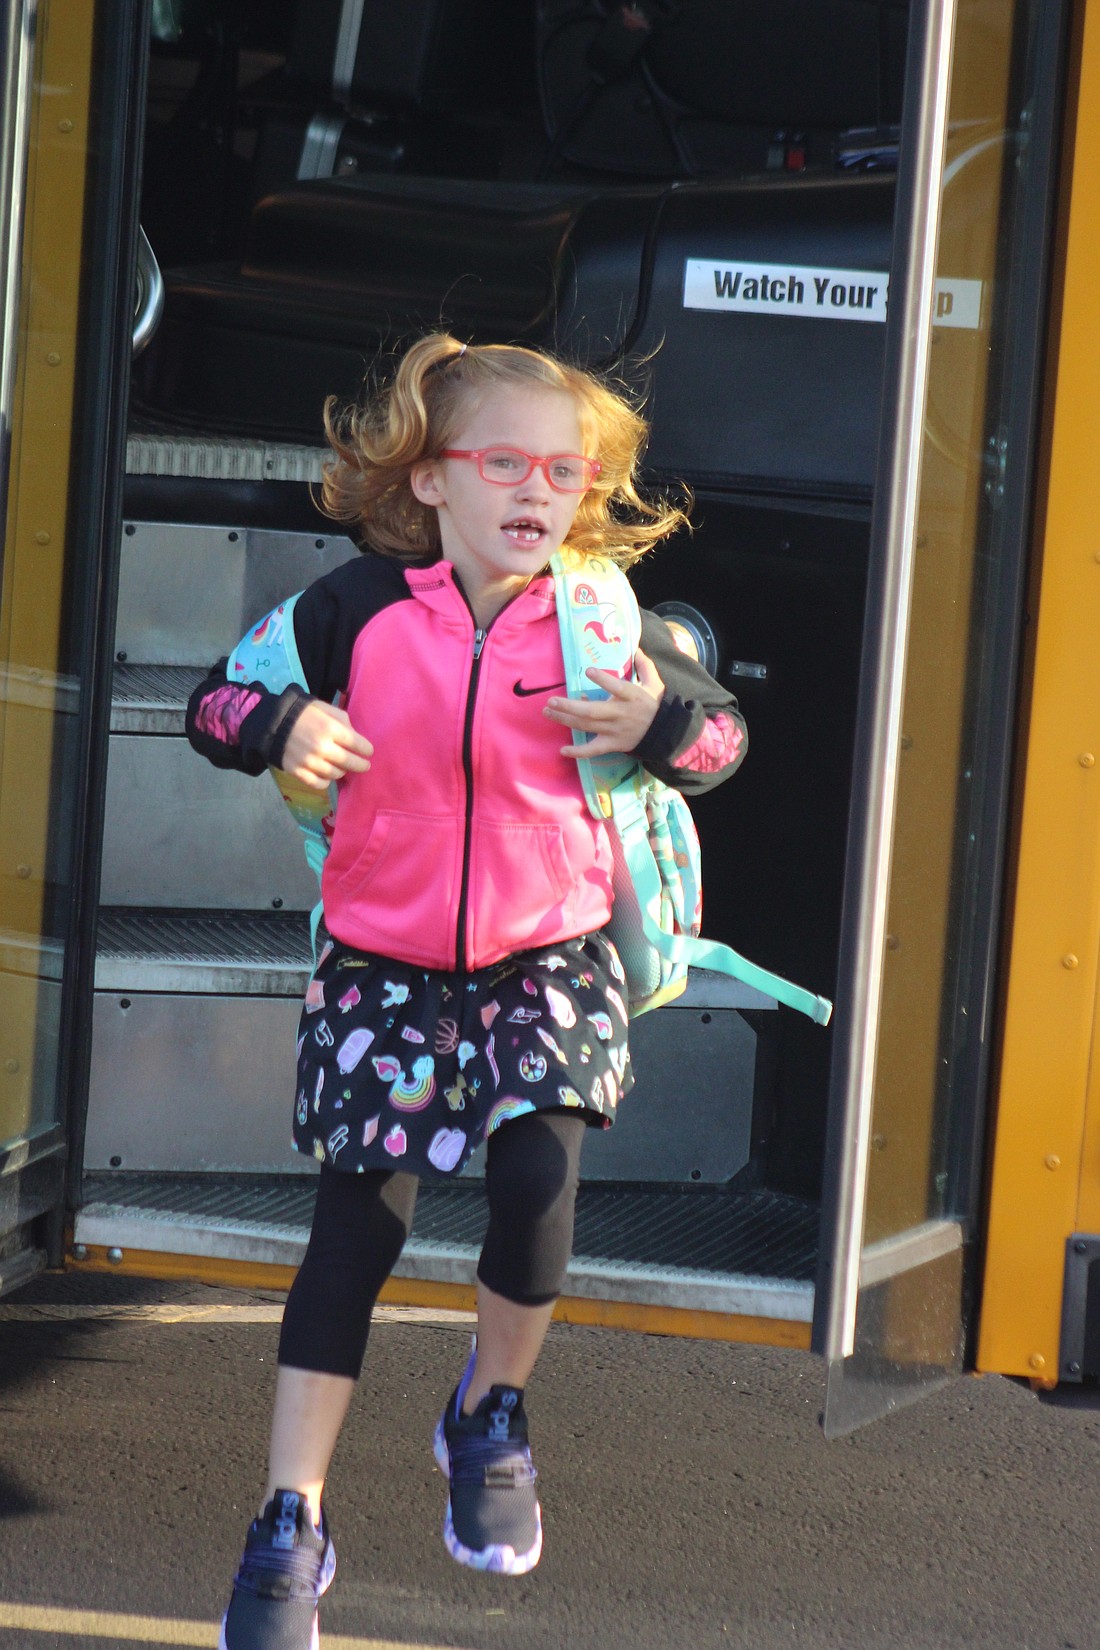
0, 1602, 471, 1648
0, 1303, 475, 1326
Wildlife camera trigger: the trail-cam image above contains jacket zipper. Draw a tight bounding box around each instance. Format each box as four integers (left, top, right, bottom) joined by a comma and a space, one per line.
452, 570, 546, 971
453, 622, 488, 972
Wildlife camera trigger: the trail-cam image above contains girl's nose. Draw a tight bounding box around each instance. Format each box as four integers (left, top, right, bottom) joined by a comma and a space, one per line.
517, 464, 551, 499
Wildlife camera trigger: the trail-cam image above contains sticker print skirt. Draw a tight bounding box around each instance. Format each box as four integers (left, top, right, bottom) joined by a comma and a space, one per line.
293, 930, 633, 1176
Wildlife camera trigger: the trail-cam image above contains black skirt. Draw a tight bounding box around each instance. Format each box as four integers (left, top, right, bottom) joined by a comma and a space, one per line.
292, 930, 633, 1177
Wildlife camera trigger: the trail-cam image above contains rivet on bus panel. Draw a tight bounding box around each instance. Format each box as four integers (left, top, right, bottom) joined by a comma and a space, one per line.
34, 530, 50, 544
1028, 1353, 1046, 1371
58, 119, 73, 133
1062, 953, 1079, 969
46, 352, 61, 366
1043, 1154, 1061, 1170
107, 1248, 124, 1265
885, 934, 900, 950
1078, 752, 1094, 767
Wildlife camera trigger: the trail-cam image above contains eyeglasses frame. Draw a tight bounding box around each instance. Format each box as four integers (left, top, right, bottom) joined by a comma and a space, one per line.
439, 447, 602, 493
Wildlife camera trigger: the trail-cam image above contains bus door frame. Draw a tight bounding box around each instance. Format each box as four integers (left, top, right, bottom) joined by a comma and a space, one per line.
0, 0, 149, 1291
813, 0, 1071, 1432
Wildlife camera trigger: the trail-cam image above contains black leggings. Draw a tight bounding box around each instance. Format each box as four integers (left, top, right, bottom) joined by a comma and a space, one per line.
278, 1110, 586, 1378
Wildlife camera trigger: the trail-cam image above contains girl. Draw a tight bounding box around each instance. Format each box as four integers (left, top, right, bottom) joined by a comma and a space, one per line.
186, 333, 747, 1650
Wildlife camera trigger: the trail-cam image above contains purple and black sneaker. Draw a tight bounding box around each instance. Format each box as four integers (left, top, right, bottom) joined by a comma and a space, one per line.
220, 1487, 335, 1650
433, 1346, 543, 1575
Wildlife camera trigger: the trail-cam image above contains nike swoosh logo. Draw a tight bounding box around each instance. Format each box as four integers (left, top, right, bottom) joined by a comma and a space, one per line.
513, 679, 566, 697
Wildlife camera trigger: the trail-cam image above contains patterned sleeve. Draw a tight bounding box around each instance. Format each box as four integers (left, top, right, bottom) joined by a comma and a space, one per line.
631, 610, 747, 795
186, 665, 310, 775
670, 709, 746, 774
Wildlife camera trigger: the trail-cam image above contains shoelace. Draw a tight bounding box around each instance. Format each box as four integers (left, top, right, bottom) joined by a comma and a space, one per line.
235, 1536, 328, 1600
449, 1436, 538, 1488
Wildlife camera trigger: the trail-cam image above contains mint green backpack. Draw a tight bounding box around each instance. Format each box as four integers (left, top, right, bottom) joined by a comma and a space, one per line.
551, 550, 831, 1024
228, 566, 831, 1025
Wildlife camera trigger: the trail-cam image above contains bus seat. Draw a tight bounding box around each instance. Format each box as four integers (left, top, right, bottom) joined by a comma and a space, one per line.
537, 0, 910, 178
284, 0, 523, 118
637, 174, 895, 493
132, 175, 662, 440
134, 169, 894, 502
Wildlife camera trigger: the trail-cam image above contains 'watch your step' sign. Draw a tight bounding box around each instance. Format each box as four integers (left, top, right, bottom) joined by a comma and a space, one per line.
683, 259, 982, 329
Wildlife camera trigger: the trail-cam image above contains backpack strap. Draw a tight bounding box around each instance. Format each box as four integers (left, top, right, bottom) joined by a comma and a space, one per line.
615, 783, 832, 1024
550, 549, 641, 818
227, 593, 331, 959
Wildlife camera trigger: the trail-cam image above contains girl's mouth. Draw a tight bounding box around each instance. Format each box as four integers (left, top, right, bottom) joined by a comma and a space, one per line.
502, 518, 546, 544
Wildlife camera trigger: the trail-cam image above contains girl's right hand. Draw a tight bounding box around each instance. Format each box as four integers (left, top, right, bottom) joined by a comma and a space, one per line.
281, 700, 373, 791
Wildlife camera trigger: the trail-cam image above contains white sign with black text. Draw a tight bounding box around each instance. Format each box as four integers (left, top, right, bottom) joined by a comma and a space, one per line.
682, 259, 983, 330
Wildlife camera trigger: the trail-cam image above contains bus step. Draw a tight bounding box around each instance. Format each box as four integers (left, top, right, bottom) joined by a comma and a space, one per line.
111, 662, 205, 734
95, 907, 312, 996
126, 428, 325, 485
74, 1173, 817, 1321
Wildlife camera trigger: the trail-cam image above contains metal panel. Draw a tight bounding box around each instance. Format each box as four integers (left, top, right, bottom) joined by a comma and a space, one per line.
1058, 1236, 1100, 1384
84, 985, 764, 1183
580, 1006, 756, 1183
100, 735, 319, 909
113, 522, 355, 664
978, 0, 1100, 1379
822, 1243, 966, 1437
462, 1005, 761, 1185
84, 993, 314, 1173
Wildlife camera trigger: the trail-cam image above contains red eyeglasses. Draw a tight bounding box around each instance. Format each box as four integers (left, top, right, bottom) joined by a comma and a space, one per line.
440, 447, 602, 493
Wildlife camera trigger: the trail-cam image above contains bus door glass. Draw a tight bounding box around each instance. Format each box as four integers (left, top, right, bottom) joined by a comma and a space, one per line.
813, 0, 1069, 1434
0, 0, 146, 1293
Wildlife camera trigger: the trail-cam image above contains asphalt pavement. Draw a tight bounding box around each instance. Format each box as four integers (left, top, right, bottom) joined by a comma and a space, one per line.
0, 1267, 1097, 1650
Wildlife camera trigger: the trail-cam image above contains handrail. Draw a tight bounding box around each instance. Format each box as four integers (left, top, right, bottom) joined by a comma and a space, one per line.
1, 0, 39, 540
132, 226, 164, 357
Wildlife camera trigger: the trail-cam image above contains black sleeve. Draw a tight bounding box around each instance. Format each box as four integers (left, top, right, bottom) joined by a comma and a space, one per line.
185, 551, 411, 775
185, 666, 312, 775
631, 609, 748, 796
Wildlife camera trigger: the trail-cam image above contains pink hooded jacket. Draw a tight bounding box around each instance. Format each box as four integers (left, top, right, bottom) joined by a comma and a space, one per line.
187, 555, 746, 974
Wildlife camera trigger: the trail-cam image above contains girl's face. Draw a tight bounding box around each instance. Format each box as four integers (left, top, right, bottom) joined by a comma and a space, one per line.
411, 384, 588, 622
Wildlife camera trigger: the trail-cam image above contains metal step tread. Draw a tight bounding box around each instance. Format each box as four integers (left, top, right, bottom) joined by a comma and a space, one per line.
92, 911, 772, 1009
75, 1173, 818, 1320
111, 663, 207, 733
96, 908, 312, 995
126, 425, 325, 483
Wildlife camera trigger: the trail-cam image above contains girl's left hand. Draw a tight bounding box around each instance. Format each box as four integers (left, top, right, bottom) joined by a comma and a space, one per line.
545, 648, 665, 758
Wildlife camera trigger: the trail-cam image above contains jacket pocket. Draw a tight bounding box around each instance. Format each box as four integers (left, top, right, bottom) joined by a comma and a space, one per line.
470, 820, 575, 961
328, 810, 461, 963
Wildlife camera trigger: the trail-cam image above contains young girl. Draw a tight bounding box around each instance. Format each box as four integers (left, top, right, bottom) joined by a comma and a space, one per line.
186, 333, 746, 1650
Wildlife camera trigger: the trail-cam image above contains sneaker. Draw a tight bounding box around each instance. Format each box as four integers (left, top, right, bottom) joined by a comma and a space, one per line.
219, 1487, 336, 1650
432, 1355, 543, 1575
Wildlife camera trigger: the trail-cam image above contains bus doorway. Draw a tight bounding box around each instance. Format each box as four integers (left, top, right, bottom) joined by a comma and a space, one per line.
1, 0, 1067, 1431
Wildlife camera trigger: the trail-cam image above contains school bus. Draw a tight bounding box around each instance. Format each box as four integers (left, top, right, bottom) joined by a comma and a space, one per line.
1, 0, 1095, 1436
